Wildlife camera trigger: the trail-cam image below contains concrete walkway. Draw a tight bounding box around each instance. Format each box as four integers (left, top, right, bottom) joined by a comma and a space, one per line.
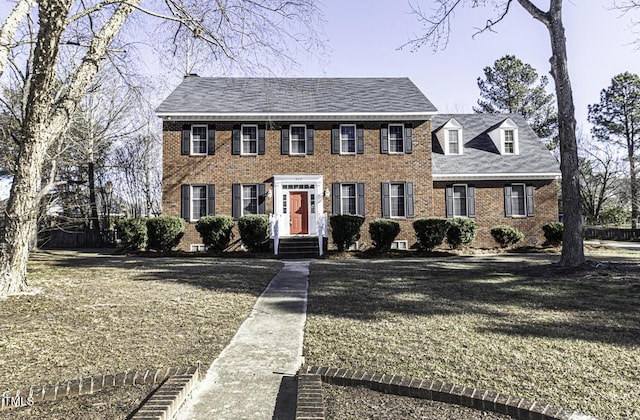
177, 260, 310, 420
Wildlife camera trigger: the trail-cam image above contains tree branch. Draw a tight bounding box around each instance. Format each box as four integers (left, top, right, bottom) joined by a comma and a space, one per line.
0, 0, 36, 79
516, 0, 550, 25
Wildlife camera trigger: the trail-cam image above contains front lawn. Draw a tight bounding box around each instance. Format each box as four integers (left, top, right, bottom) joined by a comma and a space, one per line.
304, 253, 640, 419
0, 250, 281, 418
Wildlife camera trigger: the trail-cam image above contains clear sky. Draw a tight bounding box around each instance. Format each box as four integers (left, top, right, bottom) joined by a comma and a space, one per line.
295, 0, 640, 129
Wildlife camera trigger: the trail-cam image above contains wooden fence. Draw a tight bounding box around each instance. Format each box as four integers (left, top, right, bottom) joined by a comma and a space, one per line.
40, 230, 117, 248
584, 226, 640, 241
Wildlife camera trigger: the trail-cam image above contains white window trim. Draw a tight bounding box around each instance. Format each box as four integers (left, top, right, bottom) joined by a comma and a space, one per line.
289, 124, 307, 155
391, 240, 408, 250
241, 184, 258, 216
241, 124, 258, 156
510, 183, 527, 218
190, 244, 207, 252
501, 128, 519, 155
190, 185, 208, 221
339, 183, 357, 215
389, 182, 406, 218
444, 128, 463, 155
388, 123, 405, 155
452, 183, 469, 218
339, 124, 357, 155
191, 124, 208, 156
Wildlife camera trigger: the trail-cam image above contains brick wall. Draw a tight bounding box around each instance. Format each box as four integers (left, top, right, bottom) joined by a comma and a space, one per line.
163, 120, 433, 251
432, 180, 559, 247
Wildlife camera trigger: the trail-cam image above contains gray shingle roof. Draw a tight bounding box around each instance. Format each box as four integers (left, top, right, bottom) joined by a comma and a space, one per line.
156, 77, 437, 116
431, 114, 560, 179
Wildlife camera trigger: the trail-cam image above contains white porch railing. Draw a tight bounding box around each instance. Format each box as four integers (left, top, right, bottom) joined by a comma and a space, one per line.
317, 212, 328, 256
269, 214, 280, 256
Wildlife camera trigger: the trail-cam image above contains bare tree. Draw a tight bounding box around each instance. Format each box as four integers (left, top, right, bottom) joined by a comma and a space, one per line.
0, 0, 324, 296
403, 0, 584, 266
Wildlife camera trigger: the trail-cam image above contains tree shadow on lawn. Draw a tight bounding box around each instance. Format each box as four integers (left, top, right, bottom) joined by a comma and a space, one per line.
31, 250, 282, 297
305, 255, 640, 346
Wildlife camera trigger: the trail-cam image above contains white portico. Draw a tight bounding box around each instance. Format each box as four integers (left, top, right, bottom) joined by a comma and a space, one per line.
271, 174, 326, 237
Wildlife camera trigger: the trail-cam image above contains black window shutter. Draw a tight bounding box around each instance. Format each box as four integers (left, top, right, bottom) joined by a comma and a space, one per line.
258, 183, 266, 213
467, 186, 476, 218
356, 125, 365, 154
181, 185, 190, 220
331, 125, 340, 154
504, 186, 513, 217
258, 126, 266, 155
357, 183, 365, 216
526, 185, 535, 216
380, 124, 389, 154
232, 183, 241, 218
207, 184, 215, 215
405, 182, 415, 218
181, 124, 191, 155
332, 183, 341, 214
404, 124, 413, 154
281, 126, 289, 155
232, 125, 241, 155
381, 182, 390, 218
445, 186, 453, 218
207, 124, 215, 155
306, 125, 314, 155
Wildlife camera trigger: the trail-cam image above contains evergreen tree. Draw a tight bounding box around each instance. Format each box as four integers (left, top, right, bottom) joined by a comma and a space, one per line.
474, 55, 558, 147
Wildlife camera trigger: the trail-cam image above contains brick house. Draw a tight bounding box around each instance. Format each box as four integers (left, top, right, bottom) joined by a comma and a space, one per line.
156, 76, 560, 252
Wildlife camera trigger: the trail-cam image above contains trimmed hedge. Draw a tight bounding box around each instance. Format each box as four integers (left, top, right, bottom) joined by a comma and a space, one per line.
195, 215, 235, 251
369, 219, 401, 251
446, 218, 478, 249
542, 222, 563, 246
238, 214, 270, 252
330, 214, 365, 252
490, 225, 525, 248
412, 218, 449, 251
146, 217, 185, 252
116, 218, 147, 251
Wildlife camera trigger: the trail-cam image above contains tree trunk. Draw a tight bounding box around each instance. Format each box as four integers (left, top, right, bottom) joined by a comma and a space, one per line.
630, 156, 638, 229
546, 2, 585, 266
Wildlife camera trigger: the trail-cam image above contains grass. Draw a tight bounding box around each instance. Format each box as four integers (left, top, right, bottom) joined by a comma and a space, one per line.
0, 250, 281, 418
304, 252, 640, 420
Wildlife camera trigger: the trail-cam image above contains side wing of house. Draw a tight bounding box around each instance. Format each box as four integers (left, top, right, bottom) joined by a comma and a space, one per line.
431, 114, 561, 247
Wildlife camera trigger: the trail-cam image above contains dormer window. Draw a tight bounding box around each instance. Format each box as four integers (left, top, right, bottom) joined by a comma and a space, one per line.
438, 118, 463, 155
503, 129, 515, 154
447, 129, 461, 154
488, 118, 519, 155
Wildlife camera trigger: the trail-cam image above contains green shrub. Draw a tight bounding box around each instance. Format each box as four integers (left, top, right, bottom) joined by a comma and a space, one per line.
116, 218, 147, 250
412, 218, 449, 251
195, 215, 235, 251
446, 218, 478, 249
330, 214, 365, 252
542, 222, 563, 246
146, 216, 185, 252
238, 214, 270, 252
490, 225, 525, 248
369, 219, 401, 251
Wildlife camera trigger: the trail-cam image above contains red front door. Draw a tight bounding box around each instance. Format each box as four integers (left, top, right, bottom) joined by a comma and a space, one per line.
290, 192, 309, 234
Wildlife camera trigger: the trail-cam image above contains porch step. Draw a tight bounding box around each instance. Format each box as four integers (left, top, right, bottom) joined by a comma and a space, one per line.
277, 237, 320, 259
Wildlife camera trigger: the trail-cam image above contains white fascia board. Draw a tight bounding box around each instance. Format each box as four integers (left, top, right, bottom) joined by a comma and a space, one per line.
156, 111, 437, 122
432, 172, 561, 181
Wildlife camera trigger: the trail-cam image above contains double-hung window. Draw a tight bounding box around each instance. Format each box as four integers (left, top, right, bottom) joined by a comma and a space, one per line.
290, 125, 306, 154
242, 125, 258, 155
388, 124, 404, 153
510, 184, 526, 216
448, 130, 460, 155
340, 124, 356, 154
242, 185, 258, 215
390, 183, 405, 217
452, 185, 467, 217
191, 125, 207, 155
181, 184, 215, 221
504, 129, 515, 154
341, 184, 357, 214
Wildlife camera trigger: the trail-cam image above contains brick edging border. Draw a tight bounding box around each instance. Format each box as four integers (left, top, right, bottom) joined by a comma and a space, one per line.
300, 366, 597, 420
1, 366, 198, 411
